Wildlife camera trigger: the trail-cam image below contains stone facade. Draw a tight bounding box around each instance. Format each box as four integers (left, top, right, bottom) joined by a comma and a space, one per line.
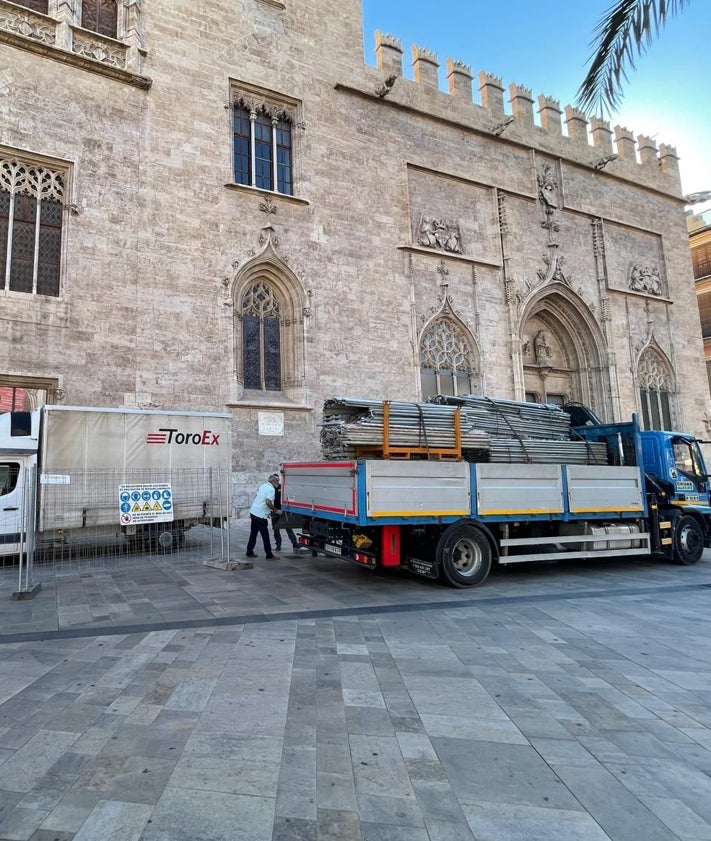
0, 0, 708, 514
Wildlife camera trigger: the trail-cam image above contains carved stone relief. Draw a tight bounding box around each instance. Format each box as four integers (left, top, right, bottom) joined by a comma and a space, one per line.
416, 214, 463, 254
629, 263, 663, 297
0, 3, 55, 45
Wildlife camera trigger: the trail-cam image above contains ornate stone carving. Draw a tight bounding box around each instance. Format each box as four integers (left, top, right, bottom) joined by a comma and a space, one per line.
416, 214, 463, 254
600, 296, 610, 321
0, 3, 56, 45
72, 29, 127, 68
533, 330, 553, 366
258, 224, 279, 250
259, 195, 277, 214
497, 190, 508, 234
233, 94, 296, 125
0, 157, 64, 201
637, 348, 672, 390
591, 217, 604, 257
536, 252, 569, 286
420, 319, 474, 372
629, 263, 663, 296
537, 162, 559, 231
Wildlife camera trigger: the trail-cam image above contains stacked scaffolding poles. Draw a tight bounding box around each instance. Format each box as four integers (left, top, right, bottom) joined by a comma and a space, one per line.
320, 398, 490, 460
426, 394, 572, 440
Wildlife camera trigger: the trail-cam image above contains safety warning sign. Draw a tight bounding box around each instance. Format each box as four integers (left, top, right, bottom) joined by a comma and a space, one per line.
118, 483, 174, 525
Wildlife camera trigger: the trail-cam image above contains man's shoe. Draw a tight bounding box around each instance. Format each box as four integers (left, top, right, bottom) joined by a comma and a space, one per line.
245, 552, 257, 558
265, 554, 280, 560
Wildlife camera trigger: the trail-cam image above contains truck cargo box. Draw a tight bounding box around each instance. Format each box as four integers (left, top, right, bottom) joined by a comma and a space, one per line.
36, 406, 233, 533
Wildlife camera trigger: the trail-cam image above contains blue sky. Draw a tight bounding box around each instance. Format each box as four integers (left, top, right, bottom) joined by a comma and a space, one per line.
361, 0, 710, 207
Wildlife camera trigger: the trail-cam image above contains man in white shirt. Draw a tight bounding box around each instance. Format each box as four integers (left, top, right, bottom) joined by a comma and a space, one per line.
245, 473, 281, 559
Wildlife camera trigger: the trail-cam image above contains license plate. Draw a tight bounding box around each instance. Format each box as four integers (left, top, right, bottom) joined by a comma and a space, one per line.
325, 543, 342, 555
407, 557, 438, 579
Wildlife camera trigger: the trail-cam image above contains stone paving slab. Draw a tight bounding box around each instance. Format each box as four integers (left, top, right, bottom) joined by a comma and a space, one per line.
1, 535, 711, 838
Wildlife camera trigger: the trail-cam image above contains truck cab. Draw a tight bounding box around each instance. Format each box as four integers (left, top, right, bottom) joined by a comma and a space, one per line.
572, 413, 711, 557
0, 410, 40, 556
640, 429, 711, 509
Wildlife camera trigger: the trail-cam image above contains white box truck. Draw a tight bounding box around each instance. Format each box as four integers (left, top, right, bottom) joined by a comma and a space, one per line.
0, 405, 233, 556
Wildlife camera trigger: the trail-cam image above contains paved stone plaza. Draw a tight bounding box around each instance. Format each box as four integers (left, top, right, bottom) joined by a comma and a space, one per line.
1, 526, 711, 840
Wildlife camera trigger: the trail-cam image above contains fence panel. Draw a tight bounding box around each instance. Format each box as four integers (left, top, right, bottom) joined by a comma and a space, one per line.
26, 467, 230, 578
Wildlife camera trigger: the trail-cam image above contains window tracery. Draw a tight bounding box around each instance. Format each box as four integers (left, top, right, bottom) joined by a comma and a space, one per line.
241, 281, 282, 391
0, 157, 65, 297
638, 348, 673, 430
419, 318, 476, 398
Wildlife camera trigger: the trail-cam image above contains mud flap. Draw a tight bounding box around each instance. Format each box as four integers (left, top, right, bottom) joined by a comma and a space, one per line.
404, 556, 439, 579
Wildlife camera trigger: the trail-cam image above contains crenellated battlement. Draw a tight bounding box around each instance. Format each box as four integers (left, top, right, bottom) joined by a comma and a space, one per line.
370, 31, 681, 190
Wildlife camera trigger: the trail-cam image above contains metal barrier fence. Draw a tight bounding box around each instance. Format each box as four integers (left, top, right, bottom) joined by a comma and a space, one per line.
11, 467, 231, 588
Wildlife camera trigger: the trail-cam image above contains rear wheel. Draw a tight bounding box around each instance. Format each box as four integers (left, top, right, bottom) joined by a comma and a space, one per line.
436, 522, 492, 588
672, 515, 703, 565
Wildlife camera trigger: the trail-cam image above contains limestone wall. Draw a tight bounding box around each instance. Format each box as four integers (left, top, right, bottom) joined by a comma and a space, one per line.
0, 0, 706, 514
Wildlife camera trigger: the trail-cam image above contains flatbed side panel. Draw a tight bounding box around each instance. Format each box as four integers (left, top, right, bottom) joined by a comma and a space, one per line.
566, 465, 645, 514
475, 463, 564, 515
365, 460, 469, 518
282, 462, 357, 517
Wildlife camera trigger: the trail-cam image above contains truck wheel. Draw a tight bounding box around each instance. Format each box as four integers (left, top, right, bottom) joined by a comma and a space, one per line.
436, 523, 492, 588
672, 515, 703, 565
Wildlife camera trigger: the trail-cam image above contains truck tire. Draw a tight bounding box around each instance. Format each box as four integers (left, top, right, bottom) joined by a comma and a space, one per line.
436, 522, 492, 588
672, 515, 703, 565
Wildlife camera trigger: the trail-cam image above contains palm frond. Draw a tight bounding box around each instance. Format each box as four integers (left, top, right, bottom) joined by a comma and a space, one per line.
576, 0, 691, 116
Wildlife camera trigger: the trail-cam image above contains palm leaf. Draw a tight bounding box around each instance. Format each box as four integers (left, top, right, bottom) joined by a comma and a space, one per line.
576, 0, 691, 116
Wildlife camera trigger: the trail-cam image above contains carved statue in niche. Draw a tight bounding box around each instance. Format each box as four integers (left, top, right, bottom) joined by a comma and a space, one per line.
537, 163, 559, 210
417, 214, 463, 254
629, 264, 662, 296
534, 330, 553, 365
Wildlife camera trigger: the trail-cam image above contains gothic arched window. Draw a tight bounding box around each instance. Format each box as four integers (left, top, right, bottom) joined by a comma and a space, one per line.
242, 281, 282, 391
419, 319, 475, 398
82, 0, 118, 39
0, 158, 64, 297
638, 349, 673, 430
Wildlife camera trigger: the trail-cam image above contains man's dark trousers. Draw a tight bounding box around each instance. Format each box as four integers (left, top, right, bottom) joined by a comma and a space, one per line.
246, 513, 274, 557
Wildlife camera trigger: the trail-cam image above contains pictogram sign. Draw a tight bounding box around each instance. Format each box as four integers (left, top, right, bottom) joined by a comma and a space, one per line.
119, 483, 174, 524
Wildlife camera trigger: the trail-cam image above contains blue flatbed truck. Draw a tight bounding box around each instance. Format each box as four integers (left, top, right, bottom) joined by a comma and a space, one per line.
281, 413, 711, 587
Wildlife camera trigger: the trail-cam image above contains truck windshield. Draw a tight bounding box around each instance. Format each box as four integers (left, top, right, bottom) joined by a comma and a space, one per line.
672, 438, 704, 477
0, 463, 20, 496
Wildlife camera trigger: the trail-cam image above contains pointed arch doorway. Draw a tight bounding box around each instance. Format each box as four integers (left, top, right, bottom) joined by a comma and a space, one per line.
520, 285, 610, 417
